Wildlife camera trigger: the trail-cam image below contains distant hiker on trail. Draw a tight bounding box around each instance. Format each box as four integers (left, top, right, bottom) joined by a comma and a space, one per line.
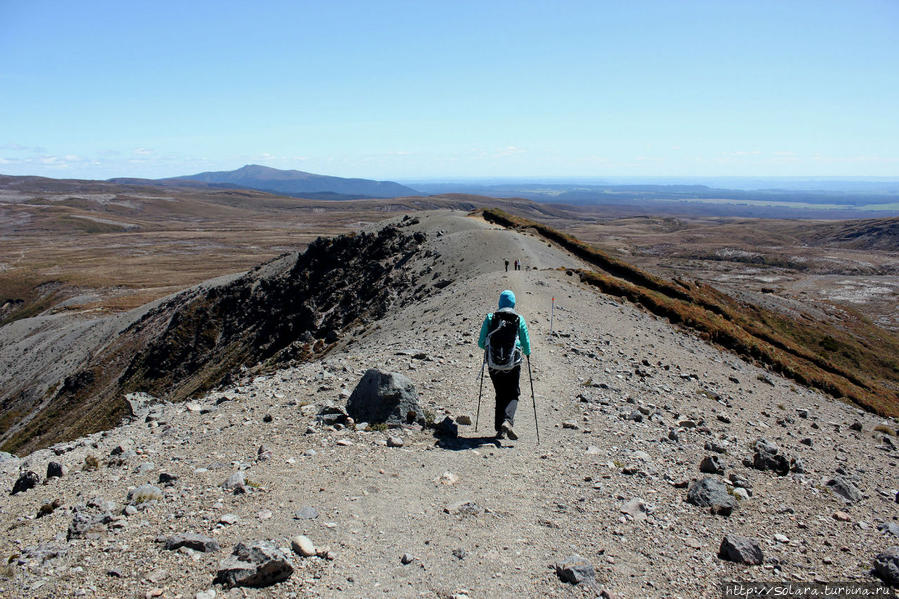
478, 290, 531, 440
504, 259, 510, 272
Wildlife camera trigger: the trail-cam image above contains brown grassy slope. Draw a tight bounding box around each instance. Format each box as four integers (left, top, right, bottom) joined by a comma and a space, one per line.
481, 208, 899, 417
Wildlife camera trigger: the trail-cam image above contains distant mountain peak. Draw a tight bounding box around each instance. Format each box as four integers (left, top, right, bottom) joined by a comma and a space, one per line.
163, 165, 417, 199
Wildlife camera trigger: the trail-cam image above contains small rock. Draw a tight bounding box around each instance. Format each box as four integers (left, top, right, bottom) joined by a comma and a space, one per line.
879, 522, 899, 537
46, 462, 64, 479
291, 535, 316, 557
387, 436, 404, 448
294, 506, 319, 520
686, 477, 736, 516
336, 439, 353, 446
196, 591, 217, 599
555, 554, 596, 586
452, 548, 467, 559
833, 511, 852, 522
699, 455, 724, 474
849, 421, 863, 432
223, 472, 247, 494
163, 533, 221, 553
215, 540, 293, 588
401, 553, 415, 565
436, 471, 458, 485
826, 477, 862, 503
445, 501, 483, 516
873, 546, 899, 586
11, 470, 40, 495
620, 498, 647, 521
456, 415, 472, 425
718, 534, 763, 565
562, 421, 579, 430
127, 484, 163, 505
219, 514, 239, 525
437, 416, 459, 437
158, 472, 178, 486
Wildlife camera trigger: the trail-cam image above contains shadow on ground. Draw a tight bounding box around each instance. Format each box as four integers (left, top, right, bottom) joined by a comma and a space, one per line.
434, 435, 502, 451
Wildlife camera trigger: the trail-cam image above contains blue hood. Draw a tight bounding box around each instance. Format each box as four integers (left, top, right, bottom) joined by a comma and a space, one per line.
498, 290, 516, 309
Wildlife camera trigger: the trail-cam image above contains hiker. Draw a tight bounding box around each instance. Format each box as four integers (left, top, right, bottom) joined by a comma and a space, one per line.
504, 259, 509, 272
477, 290, 531, 440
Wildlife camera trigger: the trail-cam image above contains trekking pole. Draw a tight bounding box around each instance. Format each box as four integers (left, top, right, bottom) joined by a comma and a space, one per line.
475, 351, 486, 432
527, 355, 539, 444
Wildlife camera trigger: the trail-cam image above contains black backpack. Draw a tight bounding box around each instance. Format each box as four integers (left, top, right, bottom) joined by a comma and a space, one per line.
486, 311, 521, 370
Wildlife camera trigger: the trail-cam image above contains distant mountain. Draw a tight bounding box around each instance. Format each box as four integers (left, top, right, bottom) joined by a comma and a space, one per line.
156, 164, 419, 199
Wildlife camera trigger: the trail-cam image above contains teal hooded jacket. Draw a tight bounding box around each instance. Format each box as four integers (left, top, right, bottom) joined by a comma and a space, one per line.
477, 289, 531, 357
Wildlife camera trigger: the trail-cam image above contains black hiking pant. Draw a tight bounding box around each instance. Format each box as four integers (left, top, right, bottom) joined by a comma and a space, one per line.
489, 365, 520, 432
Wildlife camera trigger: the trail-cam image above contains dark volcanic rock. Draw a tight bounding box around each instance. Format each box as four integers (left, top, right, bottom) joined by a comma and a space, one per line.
719, 534, 763, 565
826, 476, 862, 503
699, 455, 724, 474
163, 533, 220, 553
346, 370, 424, 425
555, 554, 597, 586
215, 540, 293, 588
873, 546, 899, 586
687, 477, 736, 516
10, 225, 425, 455
46, 461, 63, 479
751, 439, 791, 475
11, 470, 40, 495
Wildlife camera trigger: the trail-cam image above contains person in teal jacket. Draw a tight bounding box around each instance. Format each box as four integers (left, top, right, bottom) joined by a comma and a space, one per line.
478, 289, 531, 440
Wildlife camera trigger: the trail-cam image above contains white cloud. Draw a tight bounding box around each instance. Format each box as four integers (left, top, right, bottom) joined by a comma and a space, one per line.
133, 148, 153, 156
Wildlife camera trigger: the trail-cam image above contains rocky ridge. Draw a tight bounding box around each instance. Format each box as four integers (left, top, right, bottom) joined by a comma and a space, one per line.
0, 210, 897, 598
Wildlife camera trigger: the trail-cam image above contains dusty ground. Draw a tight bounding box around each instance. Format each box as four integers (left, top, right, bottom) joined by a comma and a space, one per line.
1, 212, 896, 598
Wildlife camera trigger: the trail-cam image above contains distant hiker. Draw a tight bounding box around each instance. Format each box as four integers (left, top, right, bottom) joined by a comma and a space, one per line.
504, 259, 510, 272
514, 259, 520, 271
478, 290, 531, 440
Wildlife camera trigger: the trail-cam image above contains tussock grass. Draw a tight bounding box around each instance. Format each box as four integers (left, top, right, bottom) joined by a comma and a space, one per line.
481, 208, 899, 418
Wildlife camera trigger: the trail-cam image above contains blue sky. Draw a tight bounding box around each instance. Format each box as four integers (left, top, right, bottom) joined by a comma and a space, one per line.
1, 0, 897, 180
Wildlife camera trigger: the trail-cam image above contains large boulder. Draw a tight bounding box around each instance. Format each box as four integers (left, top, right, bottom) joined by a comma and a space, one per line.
215, 540, 293, 588
687, 477, 736, 516
346, 370, 424, 425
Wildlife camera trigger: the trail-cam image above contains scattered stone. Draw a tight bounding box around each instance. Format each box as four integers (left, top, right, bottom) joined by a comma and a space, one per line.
436, 471, 458, 485
46, 462, 64, 479
294, 506, 319, 520
346, 369, 424, 425
257, 445, 272, 461
718, 534, 763, 565
223, 472, 247, 494
158, 472, 178, 486
879, 522, 899, 537
127, 484, 163, 505
873, 547, 899, 586
196, 591, 216, 599
686, 477, 736, 516
445, 501, 483, 516
106, 569, 123, 578
291, 535, 316, 557
215, 540, 294, 588
452, 548, 467, 559
37, 498, 62, 518
620, 498, 648, 521
401, 553, 415, 565
699, 455, 724, 474
849, 421, 863, 432
827, 477, 862, 503
163, 533, 221, 553
336, 439, 353, 446
11, 470, 40, 495
800, 438, 813, 447
436, 416, 459, 437
833, 511, 852, 522
562, 420, 579, 430
555, 554, 596, 586
456, 415, 472, 425
387, 436, 404, 448
751, 439, 790, 476
219, 514, 239, 525
732, 488, 750, 501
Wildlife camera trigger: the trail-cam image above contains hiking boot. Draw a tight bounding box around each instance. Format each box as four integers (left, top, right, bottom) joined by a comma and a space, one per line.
495, 429, 505, 440
501, 420, 518, 441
